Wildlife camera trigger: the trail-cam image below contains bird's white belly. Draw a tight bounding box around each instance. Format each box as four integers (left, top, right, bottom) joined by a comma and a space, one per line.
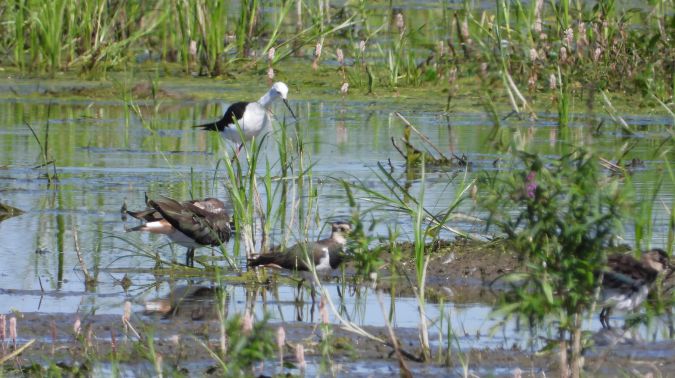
221, 103, 269, 143
601, 285, 649, 312
314, 248, 332, 272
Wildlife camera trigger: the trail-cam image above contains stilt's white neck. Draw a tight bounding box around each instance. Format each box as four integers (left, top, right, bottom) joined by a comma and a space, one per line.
258, 91, 276, 108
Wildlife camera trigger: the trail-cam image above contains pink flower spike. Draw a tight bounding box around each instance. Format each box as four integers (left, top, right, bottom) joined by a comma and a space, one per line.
549, 73, 557, 90
336, 48, 344, 65
340, 82, 349, 95
9, 316, 16, 345
277, 326, 285, 369
73, 316, 81, 336
319, 295, 329, 324
123, 301, 131, 323
276, 326, 285, 348
242, 311, 253, 334
296, 344, 306, 370
395, 13, 404, 33
564, 27, 574, 47
111, 329, 117, 353
525, 171, 537, 199
559, 46, 568, 63
189, 40, 197, 57
0, 314, 5, 343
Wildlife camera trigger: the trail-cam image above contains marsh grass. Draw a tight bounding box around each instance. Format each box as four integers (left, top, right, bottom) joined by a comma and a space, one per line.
1, 1, 671, 107
343, 151, 474, 361
198, 312, 275, 376
217, 135, 265, 259
214, 113, 318, 262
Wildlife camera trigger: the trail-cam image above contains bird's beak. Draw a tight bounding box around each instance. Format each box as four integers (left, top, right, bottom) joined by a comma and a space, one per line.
282, 98, 297, 120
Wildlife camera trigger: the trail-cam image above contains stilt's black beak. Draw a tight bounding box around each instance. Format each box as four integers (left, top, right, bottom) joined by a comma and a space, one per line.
283, 98, 297, 120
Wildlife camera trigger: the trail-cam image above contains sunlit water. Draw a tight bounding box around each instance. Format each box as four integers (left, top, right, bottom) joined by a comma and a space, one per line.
0, 77, 673, 369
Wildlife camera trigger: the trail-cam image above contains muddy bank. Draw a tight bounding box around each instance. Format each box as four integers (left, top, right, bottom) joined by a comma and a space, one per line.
5, 310, 675, 377
2, 241, 673, 377
368, 238, 520, 304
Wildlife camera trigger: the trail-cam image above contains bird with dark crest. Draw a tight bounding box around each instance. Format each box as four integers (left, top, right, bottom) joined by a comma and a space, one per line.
125, 195, 233, 267
248, 221, 352, 274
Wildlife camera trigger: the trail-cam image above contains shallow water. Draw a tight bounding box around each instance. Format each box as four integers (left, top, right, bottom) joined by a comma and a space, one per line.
0, 76, 673, 374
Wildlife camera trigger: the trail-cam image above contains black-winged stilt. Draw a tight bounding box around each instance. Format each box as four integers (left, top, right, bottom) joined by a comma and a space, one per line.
125, 196, 233, 267
194, 82, 296, 154
599, 248, 670, 328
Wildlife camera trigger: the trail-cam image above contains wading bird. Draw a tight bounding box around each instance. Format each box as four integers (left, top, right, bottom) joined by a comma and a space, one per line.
125, 196, 232, 267
599, 248, 671, 328
194, 82, 296, 155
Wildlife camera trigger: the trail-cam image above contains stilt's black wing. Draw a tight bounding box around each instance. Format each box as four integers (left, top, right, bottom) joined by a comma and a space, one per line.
193, 102, 249, 131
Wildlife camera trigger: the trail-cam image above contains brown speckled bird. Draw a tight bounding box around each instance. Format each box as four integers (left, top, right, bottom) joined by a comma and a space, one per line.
125, 196, 232, 266
599, 248, 671, 328
248, 222, 352, 274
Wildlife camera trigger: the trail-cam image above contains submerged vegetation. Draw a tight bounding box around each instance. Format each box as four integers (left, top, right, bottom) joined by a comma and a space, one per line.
0, 0, 674, 377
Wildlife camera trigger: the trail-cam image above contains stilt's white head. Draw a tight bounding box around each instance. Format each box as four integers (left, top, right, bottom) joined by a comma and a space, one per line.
271, 82, 289, 100
263, 82, 296, 119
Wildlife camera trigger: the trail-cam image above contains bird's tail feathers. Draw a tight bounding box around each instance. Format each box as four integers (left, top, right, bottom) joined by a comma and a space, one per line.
193, 122, 219, 131
125, 224, 146, 232
248, 254, 282, 267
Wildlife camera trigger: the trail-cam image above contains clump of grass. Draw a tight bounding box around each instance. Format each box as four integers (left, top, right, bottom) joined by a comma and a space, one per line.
1, 1, 671, 108
199, 312, 275, 376
342, 150, 474, 361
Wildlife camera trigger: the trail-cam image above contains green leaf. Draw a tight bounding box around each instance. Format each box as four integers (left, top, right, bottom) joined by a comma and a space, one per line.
541, 280, 554, 304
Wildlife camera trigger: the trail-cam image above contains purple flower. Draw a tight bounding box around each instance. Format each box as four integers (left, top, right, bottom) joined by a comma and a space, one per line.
525, 171, 537, 199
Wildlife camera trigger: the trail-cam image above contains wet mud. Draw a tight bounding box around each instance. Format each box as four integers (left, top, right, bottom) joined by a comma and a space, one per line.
4, 241, 674, 377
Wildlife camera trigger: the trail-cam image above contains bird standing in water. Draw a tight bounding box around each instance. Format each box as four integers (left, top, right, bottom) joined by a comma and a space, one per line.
125, 196, 233, 267
194, 82, 296, 155
599, 248, 671, 328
